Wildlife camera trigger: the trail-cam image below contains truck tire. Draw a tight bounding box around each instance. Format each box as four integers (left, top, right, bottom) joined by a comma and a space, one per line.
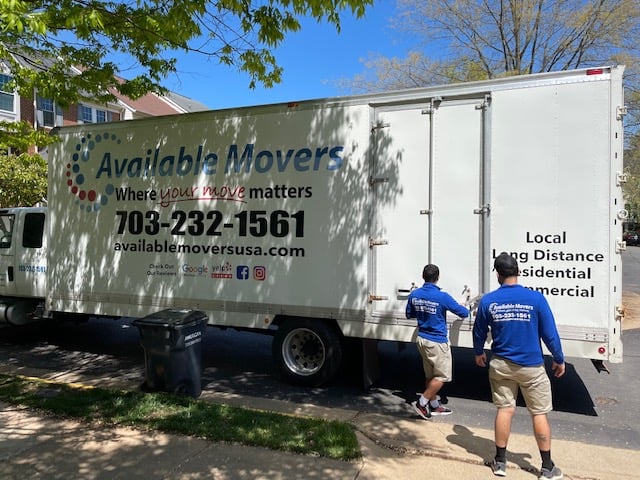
272, 318, 343, 387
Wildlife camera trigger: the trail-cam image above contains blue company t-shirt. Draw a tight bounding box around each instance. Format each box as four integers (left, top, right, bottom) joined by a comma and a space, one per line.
406, 283, 469, 343
473, 284, 565, 366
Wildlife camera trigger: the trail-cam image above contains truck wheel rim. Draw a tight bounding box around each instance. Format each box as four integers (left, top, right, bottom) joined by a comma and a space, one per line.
282, 328, 325, 377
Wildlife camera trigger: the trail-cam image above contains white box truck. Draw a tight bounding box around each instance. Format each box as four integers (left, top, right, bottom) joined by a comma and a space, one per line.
0, 65, 627, 386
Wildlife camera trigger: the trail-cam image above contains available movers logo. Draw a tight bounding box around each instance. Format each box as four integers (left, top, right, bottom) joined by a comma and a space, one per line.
66, 132, 120, 212
95, 143, 345, 177
65, 131, 345, 212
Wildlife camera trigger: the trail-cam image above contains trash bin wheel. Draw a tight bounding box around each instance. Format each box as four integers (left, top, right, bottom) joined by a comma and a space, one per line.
173, 380, 196, 397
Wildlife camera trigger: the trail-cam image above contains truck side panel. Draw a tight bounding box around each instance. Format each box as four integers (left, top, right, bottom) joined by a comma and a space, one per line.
48, 103, 372, 326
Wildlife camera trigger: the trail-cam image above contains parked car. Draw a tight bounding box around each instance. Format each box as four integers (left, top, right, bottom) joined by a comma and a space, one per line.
625, 232, 639, 246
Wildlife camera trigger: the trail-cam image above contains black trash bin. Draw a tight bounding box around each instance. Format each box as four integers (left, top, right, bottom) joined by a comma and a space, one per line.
132, 309, 208, 398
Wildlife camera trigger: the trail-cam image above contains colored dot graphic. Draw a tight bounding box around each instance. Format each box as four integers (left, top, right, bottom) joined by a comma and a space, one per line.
67, 132, 121, 212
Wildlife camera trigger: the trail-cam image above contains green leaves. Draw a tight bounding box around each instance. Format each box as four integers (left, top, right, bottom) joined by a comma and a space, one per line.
0, 156, 48, 209
0, 121, 52, 207
1, 0, 374, 108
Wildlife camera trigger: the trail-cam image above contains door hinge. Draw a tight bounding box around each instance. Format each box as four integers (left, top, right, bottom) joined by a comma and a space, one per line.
475, 94, 491, 111
369, 176, 390, 186
369, 238, 389, 248
369, 294, 389, 302
422, 96, 442, 115
473, 204, 491, 215
371, 121, 390, 133
617, 105, 628, 120
617, 171, 628, 186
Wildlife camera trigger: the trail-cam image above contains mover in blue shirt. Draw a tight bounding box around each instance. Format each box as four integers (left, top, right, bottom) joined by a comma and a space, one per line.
473, 252, 565, 480
406, 264, 469, 419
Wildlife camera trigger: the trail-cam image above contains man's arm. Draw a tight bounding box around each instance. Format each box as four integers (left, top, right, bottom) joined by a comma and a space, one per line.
444, 293, 470, 318
472, 302, 490, 362
405, 295, 415, 319
537, 297, 565, 366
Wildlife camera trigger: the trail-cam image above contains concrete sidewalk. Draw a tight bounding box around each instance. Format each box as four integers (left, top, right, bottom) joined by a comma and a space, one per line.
1, 365, 637, 480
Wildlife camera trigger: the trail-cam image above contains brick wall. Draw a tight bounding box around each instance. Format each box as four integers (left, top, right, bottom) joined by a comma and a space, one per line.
19, 96, 35, 124
63, 105, 78, 125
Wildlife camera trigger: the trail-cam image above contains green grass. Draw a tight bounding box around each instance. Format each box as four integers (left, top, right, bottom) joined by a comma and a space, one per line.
0, 374, 361, 461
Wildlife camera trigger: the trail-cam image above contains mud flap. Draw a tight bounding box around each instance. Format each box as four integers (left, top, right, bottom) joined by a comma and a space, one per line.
361, 338, 380, 389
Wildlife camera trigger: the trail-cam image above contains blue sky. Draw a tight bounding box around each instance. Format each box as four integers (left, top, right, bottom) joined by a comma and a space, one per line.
160, 2, 410, 109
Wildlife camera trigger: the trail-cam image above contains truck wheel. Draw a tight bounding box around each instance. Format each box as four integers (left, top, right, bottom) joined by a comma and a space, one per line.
273, 319, 343, 387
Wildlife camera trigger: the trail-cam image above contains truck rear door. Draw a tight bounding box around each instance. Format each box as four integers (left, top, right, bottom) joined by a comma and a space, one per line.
369, 96, 486, 340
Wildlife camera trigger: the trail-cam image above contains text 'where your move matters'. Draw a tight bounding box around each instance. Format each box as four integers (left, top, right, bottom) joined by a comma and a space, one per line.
114, 184, 314, 207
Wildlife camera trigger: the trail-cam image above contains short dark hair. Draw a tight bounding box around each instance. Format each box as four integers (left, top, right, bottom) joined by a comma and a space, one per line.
494, 252, 519, 277
423, 264, 439, 283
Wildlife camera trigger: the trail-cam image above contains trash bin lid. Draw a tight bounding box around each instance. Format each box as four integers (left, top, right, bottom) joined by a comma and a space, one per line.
132, 308, 208, 328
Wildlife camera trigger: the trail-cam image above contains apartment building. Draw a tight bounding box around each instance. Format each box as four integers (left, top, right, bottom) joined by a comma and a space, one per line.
0, 51, 208, 150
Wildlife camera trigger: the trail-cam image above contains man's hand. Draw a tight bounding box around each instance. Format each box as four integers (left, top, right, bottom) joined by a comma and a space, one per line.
466, 295, 482, 316
551, 361, 566, 378
475, 352, 487, 367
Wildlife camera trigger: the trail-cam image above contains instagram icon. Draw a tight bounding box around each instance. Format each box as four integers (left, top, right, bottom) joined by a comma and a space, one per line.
253, 266, 266, 281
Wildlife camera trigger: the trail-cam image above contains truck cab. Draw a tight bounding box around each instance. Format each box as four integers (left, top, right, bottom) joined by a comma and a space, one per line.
0, 207, 47, 325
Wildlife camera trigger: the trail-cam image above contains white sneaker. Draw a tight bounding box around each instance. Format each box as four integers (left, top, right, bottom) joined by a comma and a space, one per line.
539, 465, 563, 480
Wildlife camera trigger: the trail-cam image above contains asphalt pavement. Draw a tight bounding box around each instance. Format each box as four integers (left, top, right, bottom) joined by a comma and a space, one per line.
1, 358, 639, 480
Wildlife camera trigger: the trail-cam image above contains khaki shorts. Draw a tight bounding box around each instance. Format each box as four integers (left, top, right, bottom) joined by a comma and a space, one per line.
416, 337, 452, 382
489, 356, 553, 415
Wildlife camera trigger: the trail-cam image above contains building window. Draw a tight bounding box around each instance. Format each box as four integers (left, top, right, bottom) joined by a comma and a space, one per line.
0, 73, 14, 112
37, 96, 56, 127
79, 105, 111, 123
79, 104, 93, 123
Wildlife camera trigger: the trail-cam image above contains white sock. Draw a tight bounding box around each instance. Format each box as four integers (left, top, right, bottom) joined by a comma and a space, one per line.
419, 395, 428, 407
430, 399, 440, 408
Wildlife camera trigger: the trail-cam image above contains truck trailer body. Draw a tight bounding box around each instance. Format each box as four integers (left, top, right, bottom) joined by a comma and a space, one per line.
0, 65, 626, 386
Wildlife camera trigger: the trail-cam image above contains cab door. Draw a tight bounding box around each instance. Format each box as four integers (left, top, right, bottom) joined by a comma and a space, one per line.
0, 210, 16, 296
15, 210, 47, 298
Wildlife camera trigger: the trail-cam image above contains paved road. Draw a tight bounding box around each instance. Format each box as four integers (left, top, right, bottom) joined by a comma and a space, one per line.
623, 245, 640, 293
1, 252, 639, 451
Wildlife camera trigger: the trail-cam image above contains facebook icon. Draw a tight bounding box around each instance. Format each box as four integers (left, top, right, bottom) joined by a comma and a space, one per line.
236, 265, 249, 280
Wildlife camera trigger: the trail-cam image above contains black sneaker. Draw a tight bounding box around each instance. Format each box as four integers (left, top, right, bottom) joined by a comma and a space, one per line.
486, 459, 507, 477
539, 465, 563, 480
411, 400, 431, 419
